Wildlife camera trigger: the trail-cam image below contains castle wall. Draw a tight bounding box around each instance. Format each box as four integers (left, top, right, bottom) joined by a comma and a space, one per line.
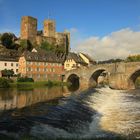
43, 20, 56, 38
20, 16, 37, 44
36, 36, 56, 46
20, 16, 70, 53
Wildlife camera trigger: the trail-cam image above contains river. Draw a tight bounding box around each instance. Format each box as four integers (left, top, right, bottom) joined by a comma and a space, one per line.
0, 86, 139, 139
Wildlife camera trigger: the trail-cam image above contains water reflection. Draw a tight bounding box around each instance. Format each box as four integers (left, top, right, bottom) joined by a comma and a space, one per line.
0, 87, 69, 113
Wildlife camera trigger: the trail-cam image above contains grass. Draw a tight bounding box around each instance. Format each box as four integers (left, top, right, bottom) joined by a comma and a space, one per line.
9, 81, 68, 90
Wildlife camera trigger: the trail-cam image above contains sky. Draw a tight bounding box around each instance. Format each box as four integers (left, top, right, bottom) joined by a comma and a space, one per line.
0, 0, 140, 60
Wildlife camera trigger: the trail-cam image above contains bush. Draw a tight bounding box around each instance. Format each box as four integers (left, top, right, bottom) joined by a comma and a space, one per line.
17, 77, 34, 82
0, 78, 10, 88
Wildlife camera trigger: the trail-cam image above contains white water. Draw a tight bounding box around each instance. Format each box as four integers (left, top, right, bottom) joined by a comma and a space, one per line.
31, 87, 140, 139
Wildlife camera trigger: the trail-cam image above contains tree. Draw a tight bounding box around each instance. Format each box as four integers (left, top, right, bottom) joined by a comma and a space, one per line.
1, 33, 13, 48
1, 69, 14, 78
0, 33, 18, 49
40, 41, 54, 51
19, 39, 33, 52
126, 55, 140, 62
0, 78, 10, 88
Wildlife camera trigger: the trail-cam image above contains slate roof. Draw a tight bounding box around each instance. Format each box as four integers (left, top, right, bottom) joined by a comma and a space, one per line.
66, 52, 87, 64
22, 50, 66, 63
80, 53, 96, 64
0, 49, 20, 62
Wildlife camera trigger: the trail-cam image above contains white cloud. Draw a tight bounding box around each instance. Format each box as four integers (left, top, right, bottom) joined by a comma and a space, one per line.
72, 28, 140, 61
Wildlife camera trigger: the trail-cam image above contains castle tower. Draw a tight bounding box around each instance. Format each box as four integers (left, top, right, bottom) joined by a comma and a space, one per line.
43, 19, 56, 38
20, 16, 37, 44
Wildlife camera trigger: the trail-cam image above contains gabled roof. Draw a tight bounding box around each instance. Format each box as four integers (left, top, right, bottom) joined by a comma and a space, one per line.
66, 52, 87, 64
80, 53, 96, 64
0, 49, 20, 62
22, 50, 65, 63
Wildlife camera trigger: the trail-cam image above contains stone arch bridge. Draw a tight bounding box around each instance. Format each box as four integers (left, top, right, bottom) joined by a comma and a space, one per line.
64, 62, 140, 90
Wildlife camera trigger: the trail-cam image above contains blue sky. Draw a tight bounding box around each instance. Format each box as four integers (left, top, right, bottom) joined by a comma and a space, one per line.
0, 0, 140, 36
0, 0, 140, 60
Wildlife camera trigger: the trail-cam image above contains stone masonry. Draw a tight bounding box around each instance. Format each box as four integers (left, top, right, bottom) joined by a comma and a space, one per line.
20, 16, 70, 54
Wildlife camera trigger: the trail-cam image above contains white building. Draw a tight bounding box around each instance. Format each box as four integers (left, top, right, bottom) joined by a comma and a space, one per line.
0, 56, 19, 75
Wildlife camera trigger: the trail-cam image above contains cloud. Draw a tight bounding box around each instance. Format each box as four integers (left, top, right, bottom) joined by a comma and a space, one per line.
72, 28, 140, 61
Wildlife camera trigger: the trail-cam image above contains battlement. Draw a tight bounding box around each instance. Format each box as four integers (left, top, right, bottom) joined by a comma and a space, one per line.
21, 16, 37, 44
20, 16, 70, 53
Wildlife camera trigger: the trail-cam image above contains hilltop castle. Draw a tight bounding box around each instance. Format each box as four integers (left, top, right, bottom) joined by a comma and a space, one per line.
20, 16, 70, 53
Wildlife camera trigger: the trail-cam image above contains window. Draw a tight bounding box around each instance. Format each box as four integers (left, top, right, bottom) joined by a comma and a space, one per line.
11, 63, 13, 66
16, 63, 18, 67
72, 64, 76, 67
66, 64, 69, 67
4, 63, 7, 66
27, 67, 31, 71
16, 69, 18, 73
37, 67, 40, 71
38, 74, 40, 78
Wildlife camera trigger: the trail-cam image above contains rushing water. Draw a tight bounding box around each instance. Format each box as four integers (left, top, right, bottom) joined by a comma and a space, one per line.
0, 86, 139, 139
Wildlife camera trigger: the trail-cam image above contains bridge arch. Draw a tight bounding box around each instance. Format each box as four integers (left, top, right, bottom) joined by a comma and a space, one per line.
128, 68, 140, 89
67, 73, 80, 91
89, 68, 109, 87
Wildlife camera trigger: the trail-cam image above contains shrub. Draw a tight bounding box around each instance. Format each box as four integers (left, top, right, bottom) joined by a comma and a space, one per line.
17, 77, 34, 82
0, 78, 10, 88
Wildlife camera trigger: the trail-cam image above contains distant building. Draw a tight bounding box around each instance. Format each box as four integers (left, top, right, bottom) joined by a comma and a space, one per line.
0, 49, 20, 75
79, 53, 96, 66
20, 16, 70, 54
64, 52, 88, 71
64, 52, 96, 71
18, 51, 65, 81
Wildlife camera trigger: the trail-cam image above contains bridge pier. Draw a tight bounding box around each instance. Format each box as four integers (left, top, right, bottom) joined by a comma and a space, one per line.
109, 73, 131, 90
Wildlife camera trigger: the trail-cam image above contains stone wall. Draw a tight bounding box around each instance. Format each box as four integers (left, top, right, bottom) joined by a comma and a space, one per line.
64, 62, 140, 90
20, 16, 37, 44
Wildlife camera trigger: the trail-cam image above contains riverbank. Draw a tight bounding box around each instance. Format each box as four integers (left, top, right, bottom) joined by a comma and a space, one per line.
10, 81, 68, 88
9, 81, 68, 89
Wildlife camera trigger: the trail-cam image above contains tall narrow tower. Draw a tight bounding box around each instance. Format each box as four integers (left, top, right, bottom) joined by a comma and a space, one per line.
20, 16, 37, 44
43, 19, 56, 38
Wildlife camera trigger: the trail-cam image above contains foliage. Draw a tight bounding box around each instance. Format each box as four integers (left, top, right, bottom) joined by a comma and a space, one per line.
1, 69, 14, 78
40, 41, 65, 54
17, 77, 34, 82
40, 41, 55, 51
126, 54, 140, 62
98, 59, 124, 64
0, 33, 18, 49
0, 78, 10, 88
19, 39, 33, 52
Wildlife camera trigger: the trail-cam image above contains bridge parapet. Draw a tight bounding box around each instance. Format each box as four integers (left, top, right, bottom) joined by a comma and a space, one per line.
64, 62, 140, 90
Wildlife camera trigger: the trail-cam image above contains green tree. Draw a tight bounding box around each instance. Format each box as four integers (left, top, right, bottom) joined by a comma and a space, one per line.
126, 54, 140, 62
1, 69, 14, 78
1, 33, 13, 48
0, 33, 18, 49
40, 41, 55, 51
0, 78, 10, 88
19, 39, 33, 52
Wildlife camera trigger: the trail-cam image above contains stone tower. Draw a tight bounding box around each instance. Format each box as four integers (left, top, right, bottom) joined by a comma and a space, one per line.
43, 19, 56, 38
20, 16, 37, 44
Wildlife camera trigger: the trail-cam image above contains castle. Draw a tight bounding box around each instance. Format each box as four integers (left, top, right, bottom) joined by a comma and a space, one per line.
20, 16, 70, 53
